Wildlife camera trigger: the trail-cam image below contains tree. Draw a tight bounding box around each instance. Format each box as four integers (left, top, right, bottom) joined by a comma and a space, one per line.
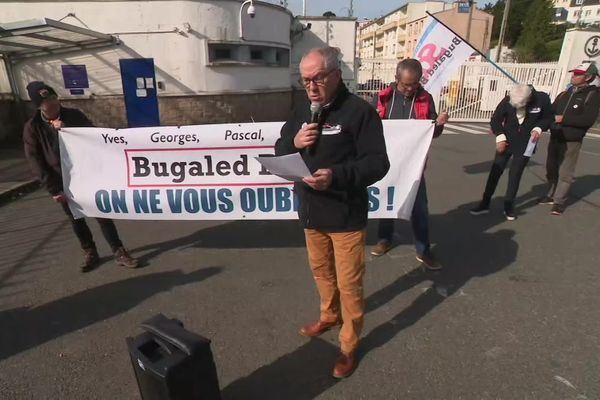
483, 0, 563, 61
515, 0, 555, 62
483, 0, 536, 48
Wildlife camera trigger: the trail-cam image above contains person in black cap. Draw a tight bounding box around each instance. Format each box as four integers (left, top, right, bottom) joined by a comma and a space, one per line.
23, 81, 139, 272
537, 61, 600, 215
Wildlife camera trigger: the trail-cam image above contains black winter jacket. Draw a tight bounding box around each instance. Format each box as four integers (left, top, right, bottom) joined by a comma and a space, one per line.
275, 84, 390, 232
551, 85, 600, 142
490, 89, 553, 153
23, 107, 93, 195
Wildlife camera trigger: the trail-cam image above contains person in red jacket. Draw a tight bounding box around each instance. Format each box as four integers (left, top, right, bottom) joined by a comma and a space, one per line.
23, 81, 139, 272
370, 59, 448, 271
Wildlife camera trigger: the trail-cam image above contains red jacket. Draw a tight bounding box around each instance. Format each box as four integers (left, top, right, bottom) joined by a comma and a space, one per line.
376, 85, 431, 120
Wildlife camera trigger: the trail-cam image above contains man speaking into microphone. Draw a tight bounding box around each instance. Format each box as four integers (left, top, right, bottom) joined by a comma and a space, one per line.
275, 47, 389, 378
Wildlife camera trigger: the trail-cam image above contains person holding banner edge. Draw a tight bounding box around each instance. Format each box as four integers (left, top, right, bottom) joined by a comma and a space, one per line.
370, 59, 449, 271
470, 84, 553, 220
275, 47, 389, 378
23, 81, 139, 272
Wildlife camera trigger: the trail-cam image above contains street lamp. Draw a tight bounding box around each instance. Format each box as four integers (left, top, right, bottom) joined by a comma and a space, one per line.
239, 0, 256, 40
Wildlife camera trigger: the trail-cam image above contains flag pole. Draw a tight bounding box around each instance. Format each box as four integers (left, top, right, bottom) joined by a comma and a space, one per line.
425, 11, 518, 84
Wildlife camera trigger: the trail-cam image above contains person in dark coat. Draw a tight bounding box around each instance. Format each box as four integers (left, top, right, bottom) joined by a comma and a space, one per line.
275, 47, 389, 378
537, 61, 600, 215
23, 81, 139, 272
470, 84, 553, 220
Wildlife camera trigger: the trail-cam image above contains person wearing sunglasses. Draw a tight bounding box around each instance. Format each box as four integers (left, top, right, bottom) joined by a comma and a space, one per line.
537, 61, 600, 215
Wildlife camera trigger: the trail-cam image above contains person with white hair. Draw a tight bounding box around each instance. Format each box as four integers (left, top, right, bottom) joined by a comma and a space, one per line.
470, 84, 553, 220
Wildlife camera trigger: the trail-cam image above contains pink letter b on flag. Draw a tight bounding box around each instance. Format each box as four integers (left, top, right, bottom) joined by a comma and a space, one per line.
413, 17, 476, 97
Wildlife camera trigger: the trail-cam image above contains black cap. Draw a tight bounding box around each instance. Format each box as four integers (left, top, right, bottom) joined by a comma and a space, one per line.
26, 81, 57, 107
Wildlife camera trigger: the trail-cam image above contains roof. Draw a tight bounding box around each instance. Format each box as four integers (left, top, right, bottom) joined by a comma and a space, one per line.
0, 18, 117, 59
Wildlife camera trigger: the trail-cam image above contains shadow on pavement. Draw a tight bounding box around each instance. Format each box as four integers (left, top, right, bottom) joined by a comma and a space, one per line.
520, 174, 600, 210
221, 338, 340, 400
220, 199, 519, 399
0, 267, 222, 361
132, 220, 306, 262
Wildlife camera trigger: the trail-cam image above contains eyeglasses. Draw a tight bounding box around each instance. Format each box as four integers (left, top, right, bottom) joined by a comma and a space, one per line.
299, 69, 336, 88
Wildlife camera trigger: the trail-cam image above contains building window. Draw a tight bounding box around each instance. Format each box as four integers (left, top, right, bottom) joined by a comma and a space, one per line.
208, 44, 289, 67
575, 0, 582, 4
209, 45, 237, 62
585, 10, 591, 16
250, 48, 265, 62
275, 48, 290, 67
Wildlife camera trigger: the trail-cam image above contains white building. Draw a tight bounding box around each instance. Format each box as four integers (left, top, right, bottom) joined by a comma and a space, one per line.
1, 0, 294, 128
291, 16, 357, 91
553, 0, 600, 25
357, 1, 454, 60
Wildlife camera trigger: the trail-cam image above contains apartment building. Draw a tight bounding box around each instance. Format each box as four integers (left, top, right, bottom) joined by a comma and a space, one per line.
553, 0, 600, 25
358, 1, 492, 60
357, 1, 453, 60
406, 5, 493, 57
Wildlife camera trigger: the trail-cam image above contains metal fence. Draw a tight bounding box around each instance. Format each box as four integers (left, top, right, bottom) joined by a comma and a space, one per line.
356, 59, 565, 122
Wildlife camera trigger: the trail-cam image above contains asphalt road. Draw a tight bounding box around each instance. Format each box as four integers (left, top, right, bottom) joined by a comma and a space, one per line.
1, 131, 599, 400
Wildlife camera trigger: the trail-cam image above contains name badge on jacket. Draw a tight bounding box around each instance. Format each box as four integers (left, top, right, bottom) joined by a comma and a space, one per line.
321, 124, 343, 136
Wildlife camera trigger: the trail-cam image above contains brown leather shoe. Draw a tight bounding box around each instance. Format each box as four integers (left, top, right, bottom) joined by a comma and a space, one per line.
299, 320, 339, 337
416, 254, 442, 271
114, 247, 139, 268
371, 240, 392, 256
80, 247, 100, 273
332, 351, 357, 379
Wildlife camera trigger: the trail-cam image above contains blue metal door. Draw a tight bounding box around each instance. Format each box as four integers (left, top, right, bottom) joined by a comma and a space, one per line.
119, 58, 160, 127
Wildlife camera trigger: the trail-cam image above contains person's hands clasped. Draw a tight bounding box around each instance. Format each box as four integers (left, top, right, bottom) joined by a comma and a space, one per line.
303, 168, 333, 191
294, 123, 320, 150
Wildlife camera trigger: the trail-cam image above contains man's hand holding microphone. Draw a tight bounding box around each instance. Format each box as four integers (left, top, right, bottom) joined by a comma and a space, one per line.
293, 102, 332, 191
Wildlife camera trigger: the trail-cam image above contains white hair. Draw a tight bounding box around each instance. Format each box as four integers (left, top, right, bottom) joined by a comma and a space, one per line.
509, 84, 532, 109
300, 47, 341, 71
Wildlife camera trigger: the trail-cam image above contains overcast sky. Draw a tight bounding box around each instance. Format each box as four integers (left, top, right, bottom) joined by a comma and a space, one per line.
282, 0, 489, 20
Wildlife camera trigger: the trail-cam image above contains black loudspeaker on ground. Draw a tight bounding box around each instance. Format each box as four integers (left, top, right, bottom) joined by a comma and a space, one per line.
126, 314, 221, 400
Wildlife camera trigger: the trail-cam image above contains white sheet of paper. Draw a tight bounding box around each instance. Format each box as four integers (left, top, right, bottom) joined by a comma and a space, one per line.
524, 135, 537, 157
255, 153, 311, 182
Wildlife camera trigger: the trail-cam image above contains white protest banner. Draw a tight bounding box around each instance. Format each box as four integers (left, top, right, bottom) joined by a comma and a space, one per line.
59, 120, 433, 221
413, 16, 476, 97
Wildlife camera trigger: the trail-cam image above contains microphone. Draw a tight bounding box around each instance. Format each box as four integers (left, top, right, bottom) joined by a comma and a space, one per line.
308, 102, 322, 154
310, 102, 322, 124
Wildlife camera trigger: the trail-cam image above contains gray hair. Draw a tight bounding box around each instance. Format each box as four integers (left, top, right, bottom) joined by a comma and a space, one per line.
300, 47, 341, 71
396, 58, 423, 79
509, 84, 532, 109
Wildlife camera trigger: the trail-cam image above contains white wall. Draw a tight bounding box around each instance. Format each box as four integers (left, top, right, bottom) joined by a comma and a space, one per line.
291, 17, 357, 90
2, 0, 292, 99
557, 29, 600, 90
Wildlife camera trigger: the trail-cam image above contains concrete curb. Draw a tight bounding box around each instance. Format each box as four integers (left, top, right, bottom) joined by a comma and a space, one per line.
0, 180, 40, 207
